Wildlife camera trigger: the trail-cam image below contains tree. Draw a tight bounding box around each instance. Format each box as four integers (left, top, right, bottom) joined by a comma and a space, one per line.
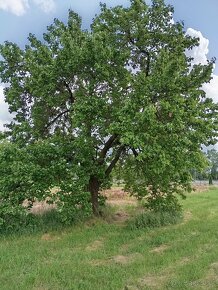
207, 149, 218, 184
0, 0, 217, 218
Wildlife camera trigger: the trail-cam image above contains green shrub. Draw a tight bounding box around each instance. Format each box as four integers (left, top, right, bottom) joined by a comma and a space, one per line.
145, 194, 182, 213
0, 202, 29, 232
56, 191, 93, 225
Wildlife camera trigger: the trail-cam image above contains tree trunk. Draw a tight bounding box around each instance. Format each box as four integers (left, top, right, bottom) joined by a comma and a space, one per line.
88, 176, 100, 216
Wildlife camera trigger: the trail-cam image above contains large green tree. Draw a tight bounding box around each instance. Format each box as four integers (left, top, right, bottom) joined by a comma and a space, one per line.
0, 0, 217, 217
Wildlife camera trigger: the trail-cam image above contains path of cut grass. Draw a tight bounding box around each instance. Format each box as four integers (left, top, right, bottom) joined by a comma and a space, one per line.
1, 187, 218, 289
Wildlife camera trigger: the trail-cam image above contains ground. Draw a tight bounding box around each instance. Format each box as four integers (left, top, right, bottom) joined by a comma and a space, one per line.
1, 185, 218, 290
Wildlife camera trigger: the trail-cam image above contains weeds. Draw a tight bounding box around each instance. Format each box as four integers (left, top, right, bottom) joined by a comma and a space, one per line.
128, 210, 183, 230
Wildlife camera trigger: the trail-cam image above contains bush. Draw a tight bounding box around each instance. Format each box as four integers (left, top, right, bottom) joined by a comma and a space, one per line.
145, 194, 182, 213
55, 186, 93, 224
0, 202, 42, 233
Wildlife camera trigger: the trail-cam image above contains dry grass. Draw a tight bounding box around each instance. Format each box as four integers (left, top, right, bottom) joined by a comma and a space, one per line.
85, 239, 105, 251
150, 244, 170, 254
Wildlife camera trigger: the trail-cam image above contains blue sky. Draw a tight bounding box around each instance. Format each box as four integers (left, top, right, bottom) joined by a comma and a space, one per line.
0, 0, 217, 65
167, 0, 218, 69
0, 0, 218, 129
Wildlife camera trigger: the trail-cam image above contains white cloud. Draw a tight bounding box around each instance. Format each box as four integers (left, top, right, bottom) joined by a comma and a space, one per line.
0, 86, 12, 131
33, 0, 55, 13
0, 0, 56, 16
203, 74, 218, 103
186, 28, 209, 65
186, 28, 218, 103
0, 0, 29, 16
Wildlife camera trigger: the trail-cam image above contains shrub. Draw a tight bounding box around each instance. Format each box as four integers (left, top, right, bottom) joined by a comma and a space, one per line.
56, 190, 93, 225
145, 193, 182, 213
0, 201, 31, 233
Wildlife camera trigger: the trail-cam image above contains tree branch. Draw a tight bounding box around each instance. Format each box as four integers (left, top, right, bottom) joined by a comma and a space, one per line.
64, 81, 75, 104
46, 109, 70, 129
127, 29, 150, 76
98, 134, 118, 165
131, 147, 139, 157
141, 49, 150, 77
105, 145, 125, 176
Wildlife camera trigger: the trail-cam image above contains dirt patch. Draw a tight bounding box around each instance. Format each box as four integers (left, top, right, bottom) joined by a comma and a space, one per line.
90, 253, 141, 267
103, 188, 137, 207
205, 261, 218, 280
138, 274, 170, 289
89, 259, 106, 266
132, 254, 186, 289
190, 231, 200, 236
191, 262, 218, 289
103, 187, 127, 199
210, 262, 218, 269
103, 187, 138, 224
23, 187, 137, 217
86, 239, 104, 251
31, 202, 56, 215
33, 286, 49, 290
105, 190, 137, 209
181, 211, 193, 224
150, 244, 169, 254
113, 211, 130, 223
23, 199, 56, 215
120, 243, 130, 252
107, 199, 137, 206
112, 255, 131, 264
112, 253, 142, 265
191, 184, 218, 193
192, 185, 210, 193
177, 257, 191, 266
208, 209, 217, 219
123, 286, 139, 290
41, 233, 60, 241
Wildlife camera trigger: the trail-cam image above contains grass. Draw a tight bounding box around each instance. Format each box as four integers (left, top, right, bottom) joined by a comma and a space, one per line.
1, 187, 218, 289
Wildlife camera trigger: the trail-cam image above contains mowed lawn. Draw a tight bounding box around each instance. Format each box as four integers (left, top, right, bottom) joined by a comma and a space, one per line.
1, 187, 218, 290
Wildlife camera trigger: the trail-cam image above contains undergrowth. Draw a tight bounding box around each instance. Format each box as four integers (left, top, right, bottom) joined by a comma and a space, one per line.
128, 209, 183, 230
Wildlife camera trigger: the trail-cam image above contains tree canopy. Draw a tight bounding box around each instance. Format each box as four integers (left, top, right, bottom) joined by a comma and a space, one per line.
0, 0, 217, 223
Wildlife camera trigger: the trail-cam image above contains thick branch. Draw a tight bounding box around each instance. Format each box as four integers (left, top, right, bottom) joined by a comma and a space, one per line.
46, 109, 70, 129
98, 134, 118, 165
131, 147, 139, 157
127, 30, 150, 76
105, 145, 125, 176
142, 49, 150, 77
46, 81, 74, 129
64, 81, 75, 104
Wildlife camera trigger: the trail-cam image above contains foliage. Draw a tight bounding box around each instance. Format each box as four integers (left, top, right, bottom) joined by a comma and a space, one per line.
0, 0, 218, 222
56, 190, 92, 224
145, 193, 182, 213
0, 201, 28, 232
0, 139, 93, 230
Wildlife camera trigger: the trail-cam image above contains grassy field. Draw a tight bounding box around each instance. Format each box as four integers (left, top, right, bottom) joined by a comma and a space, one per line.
1, 187, 218, 290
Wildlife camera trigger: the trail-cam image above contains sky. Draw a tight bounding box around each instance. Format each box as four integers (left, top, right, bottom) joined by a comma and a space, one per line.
0, 0, 218, 131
